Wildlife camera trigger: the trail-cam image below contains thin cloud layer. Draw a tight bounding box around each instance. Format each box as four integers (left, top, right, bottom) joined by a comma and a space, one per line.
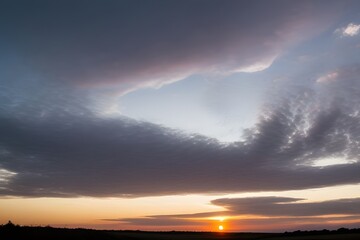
106, 197, 360, 231
113, 215, 360, 231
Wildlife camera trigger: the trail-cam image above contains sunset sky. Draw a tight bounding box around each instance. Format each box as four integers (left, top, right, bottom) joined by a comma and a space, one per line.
1, 0, 360, 232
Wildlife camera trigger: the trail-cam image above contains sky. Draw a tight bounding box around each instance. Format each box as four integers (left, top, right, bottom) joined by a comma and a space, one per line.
1, 0, 360, 232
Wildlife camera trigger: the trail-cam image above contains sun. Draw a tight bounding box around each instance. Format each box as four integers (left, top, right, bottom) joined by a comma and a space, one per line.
218, 225, 224, 231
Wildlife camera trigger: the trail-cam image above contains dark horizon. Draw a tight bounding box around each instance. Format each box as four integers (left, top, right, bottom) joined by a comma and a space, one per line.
2, 221, 360, 240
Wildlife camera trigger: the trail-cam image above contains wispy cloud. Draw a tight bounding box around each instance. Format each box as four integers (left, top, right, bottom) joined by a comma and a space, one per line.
106, 196, 360, 231
316, 71, 339, 83
233, 55, 278, 73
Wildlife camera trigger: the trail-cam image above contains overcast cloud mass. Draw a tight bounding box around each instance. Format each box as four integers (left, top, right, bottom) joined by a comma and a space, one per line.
1, 0, 360, 231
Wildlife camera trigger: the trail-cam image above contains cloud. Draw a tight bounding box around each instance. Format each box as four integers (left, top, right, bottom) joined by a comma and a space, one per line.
212, 197, 360, 216
336, 23, 360, 37
105, 196, 360, 231
229, 215, 360, 232
1, 64, 360, 197
104, 217, 207, 227
0, 109, 359, 197
0, 0, 343, 95
110, 215, 360, 231
0, 168, 17, 187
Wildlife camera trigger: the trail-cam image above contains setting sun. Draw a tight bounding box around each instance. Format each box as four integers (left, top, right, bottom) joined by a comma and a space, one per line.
218, 225, 224, 231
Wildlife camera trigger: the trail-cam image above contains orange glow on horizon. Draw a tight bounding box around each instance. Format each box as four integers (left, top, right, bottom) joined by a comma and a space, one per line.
2, 184, 360, 231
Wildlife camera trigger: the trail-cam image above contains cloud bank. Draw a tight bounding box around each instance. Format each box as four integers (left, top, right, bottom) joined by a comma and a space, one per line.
1, 65, 360, 197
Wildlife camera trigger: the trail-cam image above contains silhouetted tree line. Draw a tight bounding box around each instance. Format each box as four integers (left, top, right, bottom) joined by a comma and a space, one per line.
0, 221, 116, 240
1, 220, 360, 240
284, 227, 360, 236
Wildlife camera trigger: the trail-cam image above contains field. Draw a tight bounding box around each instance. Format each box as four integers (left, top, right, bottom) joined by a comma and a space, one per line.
104, 231, 360, 240
1, 224, 360, 240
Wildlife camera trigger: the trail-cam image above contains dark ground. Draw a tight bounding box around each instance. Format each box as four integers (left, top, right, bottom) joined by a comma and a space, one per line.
1, 222, 359, 240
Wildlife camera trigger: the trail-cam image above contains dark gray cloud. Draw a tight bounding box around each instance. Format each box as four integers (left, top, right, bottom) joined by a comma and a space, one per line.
212, 197, 360, 216
1, 65, 360, 197
0, 109, 359, 197
0, 0, 345, 94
